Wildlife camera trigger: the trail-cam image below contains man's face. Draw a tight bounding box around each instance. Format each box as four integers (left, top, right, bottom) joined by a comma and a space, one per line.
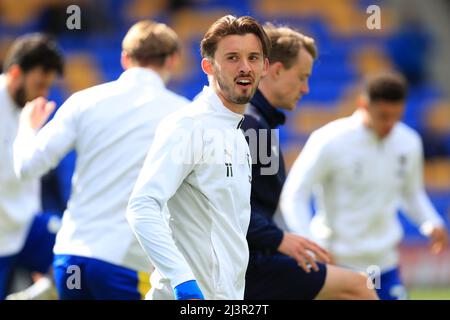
272, 49, 314, 111
208, 34, 267, 107
12, 66, 57, 107
366, 100, 405, 138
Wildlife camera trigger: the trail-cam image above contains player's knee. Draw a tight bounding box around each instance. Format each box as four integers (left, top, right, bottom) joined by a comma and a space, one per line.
329, 270, 378, 300
346, 272, 378, 300
317, 265, 378, 300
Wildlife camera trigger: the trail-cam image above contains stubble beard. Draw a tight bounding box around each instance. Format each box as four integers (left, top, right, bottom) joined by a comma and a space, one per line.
13, 82, 28, 109
216, 73, 255, 105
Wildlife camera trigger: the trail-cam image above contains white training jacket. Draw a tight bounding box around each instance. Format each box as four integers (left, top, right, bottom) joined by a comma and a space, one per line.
127, 86, 252, 300
280, 111, 444, 272
0, 74, 40, 256
13, 68, 188, 272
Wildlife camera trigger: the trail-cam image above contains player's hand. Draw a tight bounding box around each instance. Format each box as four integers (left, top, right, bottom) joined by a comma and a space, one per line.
20, 97, 56, 131
429, 226, 448, 254
277, 232, 331, 273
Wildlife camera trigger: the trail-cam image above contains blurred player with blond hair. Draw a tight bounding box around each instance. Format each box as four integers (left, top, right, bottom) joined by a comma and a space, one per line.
13, 20, 189, 299
242, 23, 378, 300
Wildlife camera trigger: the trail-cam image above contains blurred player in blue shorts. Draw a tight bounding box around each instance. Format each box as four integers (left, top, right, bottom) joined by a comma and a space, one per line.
0, 34, 64, 299
281, 72, 449, 299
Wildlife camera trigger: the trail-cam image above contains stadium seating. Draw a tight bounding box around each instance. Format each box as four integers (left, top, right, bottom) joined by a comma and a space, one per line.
0, 0, 449, 242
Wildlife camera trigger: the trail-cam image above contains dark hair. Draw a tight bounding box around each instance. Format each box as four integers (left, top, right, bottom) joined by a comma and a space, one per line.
264, 23, 317, 69
122, 20, 180, 67
3, 33, 64, 75
366, 72, 408, 103
201, 15, 270, 59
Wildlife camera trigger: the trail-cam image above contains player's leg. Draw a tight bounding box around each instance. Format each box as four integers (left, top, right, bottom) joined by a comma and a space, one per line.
315, 264, 378, 300
84, 257, 151, 300
245, 252, 327, 299
10, 212, 61, 299
0, 256, 16, 299
16, 212, 61, 274
376, 267, 408, 300
53, 254, 92, 299
5, 272, 54, 300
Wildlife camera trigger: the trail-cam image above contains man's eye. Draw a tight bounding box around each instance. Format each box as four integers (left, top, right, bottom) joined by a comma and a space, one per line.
228, 56, 238, 61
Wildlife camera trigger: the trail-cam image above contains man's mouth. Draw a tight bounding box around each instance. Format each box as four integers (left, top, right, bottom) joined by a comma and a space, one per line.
235, 78, 253, 88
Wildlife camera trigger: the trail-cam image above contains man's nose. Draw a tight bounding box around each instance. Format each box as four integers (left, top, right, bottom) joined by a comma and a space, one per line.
301, 83, 309, 95
239, 59, 252, 74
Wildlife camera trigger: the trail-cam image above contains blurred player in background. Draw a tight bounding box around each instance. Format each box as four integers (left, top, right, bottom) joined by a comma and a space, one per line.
0, 34, 64, 300
13, 20, 189, 299
127, 15, 269, 300
281, 72, 449, 299
242, 24, 377, 300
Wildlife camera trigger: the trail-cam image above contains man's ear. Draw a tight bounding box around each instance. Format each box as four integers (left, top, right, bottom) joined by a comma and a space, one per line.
8, 64, 22, 80
261, 57, 270, 78
357, 94, 369, 110
201, 58, 214, 76
121, 51, 131, 70
268, 61, 283, 80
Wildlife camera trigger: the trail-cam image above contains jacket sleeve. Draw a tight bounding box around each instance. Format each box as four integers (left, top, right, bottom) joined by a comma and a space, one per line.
401, 135, 445, 235
126, 115, 202, 289
280, 130, 332, 238
242, 115, 284, 252
246, 204, 285, 252
0, 107, 19, 185
13, 95, 79, 181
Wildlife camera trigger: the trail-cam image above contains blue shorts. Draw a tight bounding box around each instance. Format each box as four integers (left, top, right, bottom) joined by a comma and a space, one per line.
376, 267, 408, 300
53, 255, 151, 300
244, 252, 327, 300
0, 212, 60, 299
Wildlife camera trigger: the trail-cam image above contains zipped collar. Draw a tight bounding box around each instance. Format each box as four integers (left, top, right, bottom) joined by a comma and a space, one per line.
351, 110, 397, 144
250, 89, 286, 129
118, 67, 165, 89
197, 86, 245, 129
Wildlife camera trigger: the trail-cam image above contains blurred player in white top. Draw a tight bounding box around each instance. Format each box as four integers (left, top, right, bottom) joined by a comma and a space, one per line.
281, 72, 448, 299
13, 21, 189, 299
0, 34, 64, 300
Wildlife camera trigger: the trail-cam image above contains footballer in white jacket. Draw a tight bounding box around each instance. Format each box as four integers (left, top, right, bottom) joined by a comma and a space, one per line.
281, 72, 448, 299
127, 15, 270, 300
